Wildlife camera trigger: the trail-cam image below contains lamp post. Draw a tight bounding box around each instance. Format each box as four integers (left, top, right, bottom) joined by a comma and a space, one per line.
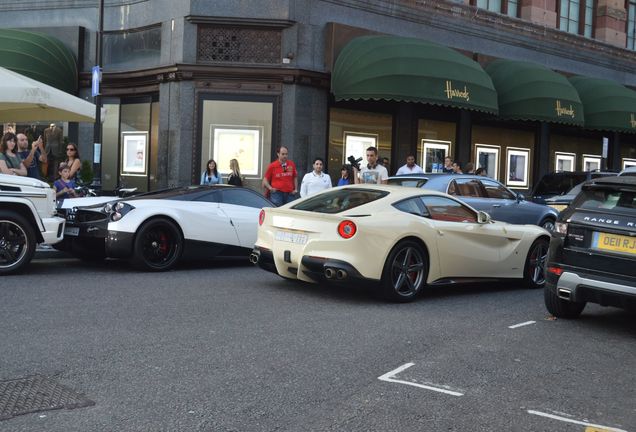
92, 0, 104, 188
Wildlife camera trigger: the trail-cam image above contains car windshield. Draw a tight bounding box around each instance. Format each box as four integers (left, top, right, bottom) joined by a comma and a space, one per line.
573, 188, 636, 216
533, 174, 587, 196
387, 178, 429, 188
127, 186, 218, 202
291, 188, 388, 213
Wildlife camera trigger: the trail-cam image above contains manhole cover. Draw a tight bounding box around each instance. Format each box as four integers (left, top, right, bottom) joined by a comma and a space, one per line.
0, 375, 94, 421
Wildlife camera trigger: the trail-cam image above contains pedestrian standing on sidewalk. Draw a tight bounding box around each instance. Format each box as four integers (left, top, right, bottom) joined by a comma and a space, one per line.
262, 145, 298, 206
16, 132, 46, 180
0, 132, 27, 176
300, 157, 332, 197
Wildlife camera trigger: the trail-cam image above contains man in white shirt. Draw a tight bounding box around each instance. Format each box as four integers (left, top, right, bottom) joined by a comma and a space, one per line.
354, 146, 388, 184
395, 155, 424, 175
300, 157, 332, 197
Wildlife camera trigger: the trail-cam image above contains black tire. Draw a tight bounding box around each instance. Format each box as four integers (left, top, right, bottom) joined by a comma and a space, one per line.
0, 210, 36, 275
540, 218, 555, 232
523, 238, 549, 289
544, 285, 586, 318
131, 218, 183, 271
379, 240, 428, 302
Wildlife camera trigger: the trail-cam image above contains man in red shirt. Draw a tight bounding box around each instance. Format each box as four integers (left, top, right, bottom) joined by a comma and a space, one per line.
262, 145, 298, 206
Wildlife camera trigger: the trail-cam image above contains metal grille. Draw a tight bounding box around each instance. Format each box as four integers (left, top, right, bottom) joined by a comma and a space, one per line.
0, 375, 94, 421
197, 26, 281, 64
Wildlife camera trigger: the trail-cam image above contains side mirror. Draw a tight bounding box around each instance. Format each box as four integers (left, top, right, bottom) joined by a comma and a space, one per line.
516, 193, 525, 202
477, 211, 491, 224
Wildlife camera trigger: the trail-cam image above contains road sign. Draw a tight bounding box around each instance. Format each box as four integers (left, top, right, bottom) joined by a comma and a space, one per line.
91, 66, 101, 97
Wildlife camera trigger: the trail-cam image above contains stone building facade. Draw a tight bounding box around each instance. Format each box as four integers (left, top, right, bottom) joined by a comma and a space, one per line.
0, 0, 634, 193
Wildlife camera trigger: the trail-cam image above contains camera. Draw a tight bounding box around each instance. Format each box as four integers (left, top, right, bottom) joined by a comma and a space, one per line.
347, 155, 362, 171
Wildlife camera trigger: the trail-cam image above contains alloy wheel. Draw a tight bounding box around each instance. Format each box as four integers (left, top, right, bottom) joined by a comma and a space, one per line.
0, 220, 28, 270
389, 246, 426, 297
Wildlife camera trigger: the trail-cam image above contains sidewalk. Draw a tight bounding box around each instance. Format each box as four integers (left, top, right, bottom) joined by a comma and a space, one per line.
34, 244, 72, 260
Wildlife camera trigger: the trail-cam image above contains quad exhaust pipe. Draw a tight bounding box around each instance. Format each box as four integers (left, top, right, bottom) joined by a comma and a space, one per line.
324, 267, 348, 280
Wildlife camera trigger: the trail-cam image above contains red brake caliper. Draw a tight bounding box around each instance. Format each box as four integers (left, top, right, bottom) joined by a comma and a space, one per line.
159, 232, 168, 254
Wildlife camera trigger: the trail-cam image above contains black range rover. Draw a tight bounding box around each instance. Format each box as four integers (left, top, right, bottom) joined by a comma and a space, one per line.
544, 176, 636, 318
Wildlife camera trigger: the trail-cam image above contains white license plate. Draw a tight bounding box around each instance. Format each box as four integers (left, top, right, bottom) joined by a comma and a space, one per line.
275, 230, 308, 244
64, 226, 80, 237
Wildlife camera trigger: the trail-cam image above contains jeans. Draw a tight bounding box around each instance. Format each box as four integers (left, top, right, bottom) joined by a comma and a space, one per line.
270, 191, 297, 206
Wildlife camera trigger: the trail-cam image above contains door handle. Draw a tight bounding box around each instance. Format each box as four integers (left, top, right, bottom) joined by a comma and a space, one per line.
492, 204, 501, 208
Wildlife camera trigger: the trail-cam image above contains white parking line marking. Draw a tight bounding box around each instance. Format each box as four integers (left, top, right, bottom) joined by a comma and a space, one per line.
508, 320, 536, 329
377, 362, 464, 397
527, 410, 628, 432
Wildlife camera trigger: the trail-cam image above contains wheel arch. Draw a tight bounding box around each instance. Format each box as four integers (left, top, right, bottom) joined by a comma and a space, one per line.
387, 235, 431, 271
539, 214, 556, 226
0, 202, 44, 243
133, 215, 184, 243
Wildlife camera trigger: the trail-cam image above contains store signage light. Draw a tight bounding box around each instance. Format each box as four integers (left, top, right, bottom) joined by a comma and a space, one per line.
444, 80, 470, 102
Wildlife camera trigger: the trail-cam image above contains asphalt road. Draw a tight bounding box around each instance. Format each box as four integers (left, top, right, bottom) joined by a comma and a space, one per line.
1, 257, 634, 432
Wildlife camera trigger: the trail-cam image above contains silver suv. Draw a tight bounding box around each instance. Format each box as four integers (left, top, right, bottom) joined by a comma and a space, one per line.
0, 174, 65, 274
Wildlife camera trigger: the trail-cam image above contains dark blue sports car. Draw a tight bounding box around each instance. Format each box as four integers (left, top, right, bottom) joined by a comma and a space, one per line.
388, 174, 558, 231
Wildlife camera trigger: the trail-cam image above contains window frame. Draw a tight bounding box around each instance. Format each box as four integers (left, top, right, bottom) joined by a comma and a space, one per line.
628, 0, 636, 50
420, 195, 479, 224
470, 0, 519, 17
557, 0, 596, 37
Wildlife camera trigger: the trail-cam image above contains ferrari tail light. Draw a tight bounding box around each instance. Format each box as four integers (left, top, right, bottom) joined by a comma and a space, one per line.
337, 220, 357, 239
259, 209, 265, 226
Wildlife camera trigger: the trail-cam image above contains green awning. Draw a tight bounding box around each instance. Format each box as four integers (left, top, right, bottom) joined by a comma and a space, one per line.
0, 29, 77, 94
485, 59, 584, 126
568, 76, 636, 134
331, 36, 498, 114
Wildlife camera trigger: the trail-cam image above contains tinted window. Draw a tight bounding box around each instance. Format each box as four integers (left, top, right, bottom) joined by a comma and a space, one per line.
534, 174, 587, 195
221, 189, 271, 208
128, 186, 213, 202
573, 189, 636, 215
420, 196, 477, 223
388, 178, 429, 188
393, 198, 429, 217
453, 179, 485, 197
292, 188, 388, 214
193, 191, 220, 203
480, 179, 516, 200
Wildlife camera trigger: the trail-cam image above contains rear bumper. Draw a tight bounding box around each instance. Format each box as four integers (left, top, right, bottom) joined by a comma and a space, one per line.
251, 246, 375, 285
300, 256, 370, 284
250, 246, 277, 274
547, 270, 636, 309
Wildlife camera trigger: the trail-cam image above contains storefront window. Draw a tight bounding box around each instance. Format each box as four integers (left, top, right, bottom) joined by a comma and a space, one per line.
550, 134, 602, 171
328, 108, 392, 176
200, 98, 274, 188
472, 125, 534, 181
417, 119, 455, 173
101, 97, 158, 192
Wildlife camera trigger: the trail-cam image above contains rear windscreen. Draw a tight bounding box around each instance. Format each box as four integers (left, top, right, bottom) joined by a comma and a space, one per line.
573, 188, 636, 216
291, 188, 388, 214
